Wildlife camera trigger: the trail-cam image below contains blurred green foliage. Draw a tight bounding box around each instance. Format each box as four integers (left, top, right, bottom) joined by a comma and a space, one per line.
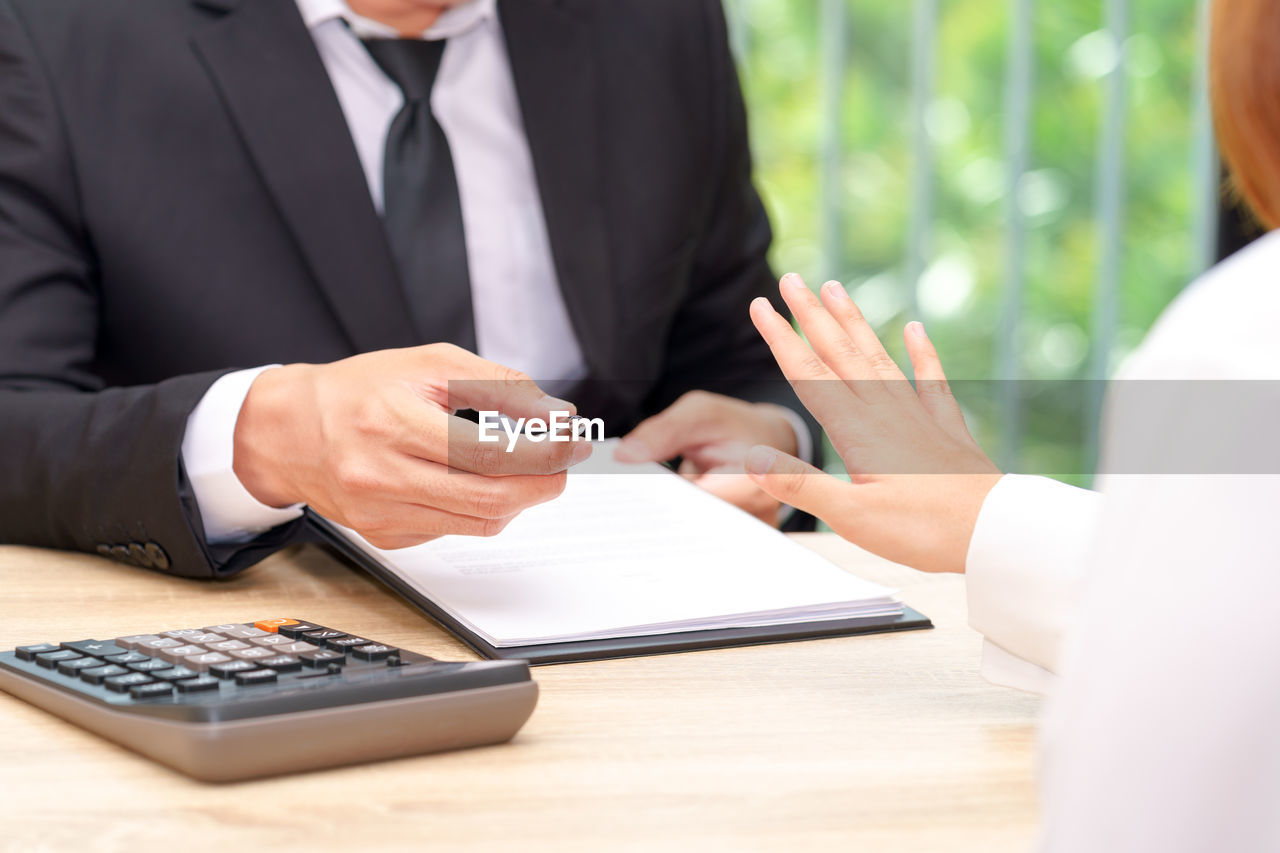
728, 0, 1207, 481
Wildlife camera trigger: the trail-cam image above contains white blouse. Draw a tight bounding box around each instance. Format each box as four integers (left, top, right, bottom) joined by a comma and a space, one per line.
964, 230, 1280, 850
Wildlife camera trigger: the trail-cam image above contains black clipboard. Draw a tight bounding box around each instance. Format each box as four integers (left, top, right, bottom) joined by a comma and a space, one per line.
309, 514, 933, 665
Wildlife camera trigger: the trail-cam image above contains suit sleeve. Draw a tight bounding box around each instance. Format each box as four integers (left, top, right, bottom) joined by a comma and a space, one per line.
0, 2, 306, 578
642, 0, 822, 464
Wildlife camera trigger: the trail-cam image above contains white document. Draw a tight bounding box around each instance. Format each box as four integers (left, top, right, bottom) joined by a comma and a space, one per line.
332, 440, 902, 648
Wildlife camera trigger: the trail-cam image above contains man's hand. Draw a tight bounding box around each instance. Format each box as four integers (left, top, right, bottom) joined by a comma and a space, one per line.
742, 274, 1002, 573
232, 344, 590, 550
614, 390, 800, 525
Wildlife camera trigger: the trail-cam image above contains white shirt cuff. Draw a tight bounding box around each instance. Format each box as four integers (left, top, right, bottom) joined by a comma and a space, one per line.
964, 474, 1103, 693
181, 366, 305, 545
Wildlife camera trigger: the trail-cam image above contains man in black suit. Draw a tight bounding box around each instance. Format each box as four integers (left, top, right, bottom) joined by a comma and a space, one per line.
0, 0, 815, 579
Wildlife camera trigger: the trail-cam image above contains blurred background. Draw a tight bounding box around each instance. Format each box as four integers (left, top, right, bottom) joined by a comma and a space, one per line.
724, 0, 1231, 485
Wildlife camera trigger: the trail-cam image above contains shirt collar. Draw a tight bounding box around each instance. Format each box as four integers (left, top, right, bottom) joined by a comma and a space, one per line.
294, 0, 495, 40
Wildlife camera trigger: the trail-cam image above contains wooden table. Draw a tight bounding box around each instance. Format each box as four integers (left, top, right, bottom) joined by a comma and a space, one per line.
0, 534, 1041, 852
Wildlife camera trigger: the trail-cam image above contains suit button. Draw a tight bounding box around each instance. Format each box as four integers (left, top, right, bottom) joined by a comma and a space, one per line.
95, 544, 113, 559
109, 545, 133, 565
129, 543, 153, 569
145, 543, 171, 571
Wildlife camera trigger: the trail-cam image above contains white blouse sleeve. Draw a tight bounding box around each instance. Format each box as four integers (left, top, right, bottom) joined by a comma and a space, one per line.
965, 474, 1104, 692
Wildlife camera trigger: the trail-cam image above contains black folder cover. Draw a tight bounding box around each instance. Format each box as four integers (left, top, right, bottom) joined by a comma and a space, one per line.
309, 514, 932, 665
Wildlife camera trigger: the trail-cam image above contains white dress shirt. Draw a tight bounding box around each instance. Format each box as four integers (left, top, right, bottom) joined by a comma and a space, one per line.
183, 0, 809, 544
963, 230, 1280, 849
183, 0, 581, 543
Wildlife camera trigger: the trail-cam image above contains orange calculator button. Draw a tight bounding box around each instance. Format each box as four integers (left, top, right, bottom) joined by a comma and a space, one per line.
253, 618, 300, 633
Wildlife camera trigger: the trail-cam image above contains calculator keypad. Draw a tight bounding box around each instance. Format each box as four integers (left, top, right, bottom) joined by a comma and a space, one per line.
6, 620, 419, 709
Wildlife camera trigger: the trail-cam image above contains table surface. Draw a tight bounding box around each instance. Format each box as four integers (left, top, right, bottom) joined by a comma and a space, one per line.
0, 534, 1041, 852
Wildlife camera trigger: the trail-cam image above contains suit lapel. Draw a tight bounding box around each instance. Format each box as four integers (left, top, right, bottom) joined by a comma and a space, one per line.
499, 0, 616, 379
189, 0, 420, 352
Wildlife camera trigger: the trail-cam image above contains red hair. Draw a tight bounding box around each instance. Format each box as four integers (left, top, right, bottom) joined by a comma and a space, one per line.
1212, 0, 1280, 229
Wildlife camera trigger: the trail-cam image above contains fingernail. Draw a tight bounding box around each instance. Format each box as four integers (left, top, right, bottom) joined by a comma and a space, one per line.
906, 321, 926, 338
823, 281, 849, 300
571, 441, 594, 464
781, 273, 804, 291
745, 446, 776, 477
613, 440, 651, 463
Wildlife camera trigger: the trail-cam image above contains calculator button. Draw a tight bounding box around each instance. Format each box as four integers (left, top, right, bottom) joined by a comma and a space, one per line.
350, 644, 395, 661
175, 676, 221, 693
249, 634, 294, 647
234, 669, 278, 686
126, 659, 173, 673
129, 682, 175, 700
185, 652, 234, 671
80, 664, 130, 685
206, 639, 250, 652
275, 622, 323, 639
327, 636, 372, 651
56, 657, 104, 676
157, 645, 208, 664
299, 649, 345, 667
271, 642, 315, 655
301, 630, 347, 646
15, 643, 59, 661
253, 618, 301, 633
35, 650, 84, 668
135, 637, 183, 651
209, 660, 258, 679
149, 666, 198, 682
230, 646, 277, 661
104, 672, 155, 692
115, 634, 161, 650
103, 651, 150, 665
256, 655, 302, 672
61, 640, 128, 658
160, 629, 206, 640
185, 633, 227, 645
203, 625, 267, 639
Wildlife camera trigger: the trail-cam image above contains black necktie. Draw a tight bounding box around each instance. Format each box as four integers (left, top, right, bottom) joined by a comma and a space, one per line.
362, 38, 476, 350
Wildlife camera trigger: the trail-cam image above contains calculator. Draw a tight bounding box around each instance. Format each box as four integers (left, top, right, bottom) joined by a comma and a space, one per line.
0, 618, 538, 782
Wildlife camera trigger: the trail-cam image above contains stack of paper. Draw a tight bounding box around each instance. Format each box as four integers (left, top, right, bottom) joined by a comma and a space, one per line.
336, 440, 903, 648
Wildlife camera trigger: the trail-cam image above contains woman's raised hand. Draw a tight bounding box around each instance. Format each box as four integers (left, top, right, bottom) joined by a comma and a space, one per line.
744, 273, 1002, 573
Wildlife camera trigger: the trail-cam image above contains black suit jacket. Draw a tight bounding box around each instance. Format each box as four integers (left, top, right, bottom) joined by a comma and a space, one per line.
0, 0, 816, 578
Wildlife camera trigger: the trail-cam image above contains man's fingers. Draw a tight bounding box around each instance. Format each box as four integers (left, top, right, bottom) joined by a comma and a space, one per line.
390, 402, 587, 476
681, 441, 751, 473
743, 445, 850, 523
348, 501, 520, 551
331, 453, 569, 522
426, 343, 577, 420
693, 471, 783, 526
614, 391, 719, 463
903, 321, 974, 444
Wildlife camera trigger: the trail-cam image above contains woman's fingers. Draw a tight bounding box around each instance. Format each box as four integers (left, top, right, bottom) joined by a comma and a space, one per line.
749, 297, 865, 448
743, 445, 851, 525
818, 281, 906, 378
902, 321, 976, 444
777, 274, 889, 390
